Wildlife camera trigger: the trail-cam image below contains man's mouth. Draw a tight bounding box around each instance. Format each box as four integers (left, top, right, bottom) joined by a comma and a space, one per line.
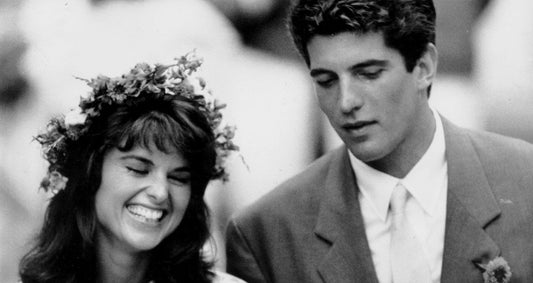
342, 120, 376, 131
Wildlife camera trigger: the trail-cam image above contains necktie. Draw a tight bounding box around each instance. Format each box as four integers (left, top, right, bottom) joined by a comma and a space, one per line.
389, 183, 432, 283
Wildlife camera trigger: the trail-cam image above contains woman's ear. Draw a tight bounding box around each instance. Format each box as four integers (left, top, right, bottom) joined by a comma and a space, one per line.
415, 43, 438, 91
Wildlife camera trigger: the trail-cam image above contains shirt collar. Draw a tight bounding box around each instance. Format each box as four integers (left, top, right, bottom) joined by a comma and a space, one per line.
349, 109, 447, 220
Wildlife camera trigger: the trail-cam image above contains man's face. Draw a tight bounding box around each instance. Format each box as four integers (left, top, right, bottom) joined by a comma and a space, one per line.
307, 32, 433, 172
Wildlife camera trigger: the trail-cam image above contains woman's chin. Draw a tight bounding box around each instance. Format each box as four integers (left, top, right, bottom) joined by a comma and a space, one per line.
124, 234, 162, 252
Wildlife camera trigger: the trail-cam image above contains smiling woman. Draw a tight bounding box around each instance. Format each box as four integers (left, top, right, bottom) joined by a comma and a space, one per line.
95, 146, 192, 256
18, 53, 242, 283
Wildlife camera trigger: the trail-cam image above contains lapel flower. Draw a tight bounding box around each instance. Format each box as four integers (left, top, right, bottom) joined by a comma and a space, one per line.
476, 256, 512, 283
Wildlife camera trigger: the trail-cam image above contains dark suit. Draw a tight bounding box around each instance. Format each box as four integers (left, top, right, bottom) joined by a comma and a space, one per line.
226, 118, 533, 282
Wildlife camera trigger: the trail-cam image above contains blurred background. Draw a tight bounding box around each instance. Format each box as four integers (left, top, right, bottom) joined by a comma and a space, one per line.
1, 0, 532, 281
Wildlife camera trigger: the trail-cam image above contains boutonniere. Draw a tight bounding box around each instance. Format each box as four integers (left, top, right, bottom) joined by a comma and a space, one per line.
475, 256, 512, 283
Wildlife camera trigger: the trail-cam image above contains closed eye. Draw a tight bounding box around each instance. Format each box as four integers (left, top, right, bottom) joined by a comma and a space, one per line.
312, 73, 338, 89
315, 78, 337, 88
310, 68, 339, 89
169, 172, 191, 186
127, 167, 149, 175
355, 68, 384, 80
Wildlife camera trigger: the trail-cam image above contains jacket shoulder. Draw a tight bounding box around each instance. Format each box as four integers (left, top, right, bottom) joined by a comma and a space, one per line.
465, 128, 533, 167
461, 128, 533, 203
230, 148, 343, 226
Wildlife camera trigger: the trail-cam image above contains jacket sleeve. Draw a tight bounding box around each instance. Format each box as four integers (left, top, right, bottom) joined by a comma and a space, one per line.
225, 218, 267, 283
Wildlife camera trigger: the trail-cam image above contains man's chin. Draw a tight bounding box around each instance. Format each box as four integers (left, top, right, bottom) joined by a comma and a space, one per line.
346, 142, 386, 162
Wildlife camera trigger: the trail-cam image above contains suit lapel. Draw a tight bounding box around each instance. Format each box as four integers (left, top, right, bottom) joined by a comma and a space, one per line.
312, 119, 503, 283
440, 118, 502, 283
314, 148, 379, 283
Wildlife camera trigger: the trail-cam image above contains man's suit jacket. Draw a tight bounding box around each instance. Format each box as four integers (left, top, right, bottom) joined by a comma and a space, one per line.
226, 118, 533, 283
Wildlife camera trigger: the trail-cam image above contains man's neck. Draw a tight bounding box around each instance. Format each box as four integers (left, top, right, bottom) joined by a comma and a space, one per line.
367, 106, 436, 178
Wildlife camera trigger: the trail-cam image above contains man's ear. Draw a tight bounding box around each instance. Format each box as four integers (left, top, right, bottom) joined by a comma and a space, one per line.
415, 43, 438, 91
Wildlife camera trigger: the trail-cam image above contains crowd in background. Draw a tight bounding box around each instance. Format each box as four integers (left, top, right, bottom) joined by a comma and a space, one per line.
1, 0, 532, 281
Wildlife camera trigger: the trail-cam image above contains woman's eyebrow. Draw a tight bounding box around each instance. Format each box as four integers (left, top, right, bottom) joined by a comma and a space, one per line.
120, 155, 153, 165
121, 155, 192, 172
170, 166, 191, 173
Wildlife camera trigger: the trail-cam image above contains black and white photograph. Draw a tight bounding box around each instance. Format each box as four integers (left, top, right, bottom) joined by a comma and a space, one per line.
1, 0, 533, 282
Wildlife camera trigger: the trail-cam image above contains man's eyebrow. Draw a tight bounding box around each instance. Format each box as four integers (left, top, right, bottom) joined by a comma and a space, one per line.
310, 68, 333, 78
310, 59, 389, 77
349, 59, 389, 70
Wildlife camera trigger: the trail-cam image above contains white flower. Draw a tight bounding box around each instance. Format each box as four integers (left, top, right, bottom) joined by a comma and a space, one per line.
482, 256, 512, 283
80, 90, 94, 101
64, 108, 87, 127
186, 75, 211, 97
48, 171, 68, 194
476, 256, 512, 283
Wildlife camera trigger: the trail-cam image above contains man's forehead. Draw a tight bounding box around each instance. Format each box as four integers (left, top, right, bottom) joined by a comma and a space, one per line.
307, 32, 395, 69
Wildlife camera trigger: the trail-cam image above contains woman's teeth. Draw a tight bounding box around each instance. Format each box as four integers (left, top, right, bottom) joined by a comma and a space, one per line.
127, 205, 164, 222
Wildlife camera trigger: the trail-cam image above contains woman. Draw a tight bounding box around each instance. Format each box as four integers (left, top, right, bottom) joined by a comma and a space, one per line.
19, 53, 242, 283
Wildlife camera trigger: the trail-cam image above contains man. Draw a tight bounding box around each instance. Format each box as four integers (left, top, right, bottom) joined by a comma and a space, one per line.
225, 0, 533, 282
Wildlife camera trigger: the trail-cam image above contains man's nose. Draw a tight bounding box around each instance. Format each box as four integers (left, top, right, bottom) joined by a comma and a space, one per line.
339, 78, 364, 114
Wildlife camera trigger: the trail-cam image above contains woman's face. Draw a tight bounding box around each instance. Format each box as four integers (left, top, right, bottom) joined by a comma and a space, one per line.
94, 144, 191, 254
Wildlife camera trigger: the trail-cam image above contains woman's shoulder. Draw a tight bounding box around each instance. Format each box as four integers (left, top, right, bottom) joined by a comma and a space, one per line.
212, 270, 247, 283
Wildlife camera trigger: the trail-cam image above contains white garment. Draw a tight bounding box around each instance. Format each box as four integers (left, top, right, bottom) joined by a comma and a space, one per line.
389, 183, 432, 283
349, 110, 448, 283
139, 271, 246, 283
213, 270, 247, 283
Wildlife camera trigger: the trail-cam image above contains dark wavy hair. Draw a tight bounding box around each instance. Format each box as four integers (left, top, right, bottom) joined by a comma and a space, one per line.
288, 0, 436, 72
19, 93, 216, 283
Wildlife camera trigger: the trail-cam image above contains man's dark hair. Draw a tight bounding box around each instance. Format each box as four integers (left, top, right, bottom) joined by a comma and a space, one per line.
288, 0, 436, 72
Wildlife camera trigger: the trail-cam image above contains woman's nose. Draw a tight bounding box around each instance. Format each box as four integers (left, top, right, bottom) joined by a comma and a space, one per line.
145, 174, 169, 202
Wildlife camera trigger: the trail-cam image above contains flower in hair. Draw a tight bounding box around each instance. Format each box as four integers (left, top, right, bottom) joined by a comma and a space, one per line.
64, 108, 87, 128
36, 51, 238, 193
475, 256, 512, 283
40, 171, 68, 195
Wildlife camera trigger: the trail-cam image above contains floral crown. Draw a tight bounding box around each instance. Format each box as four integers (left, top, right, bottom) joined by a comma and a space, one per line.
37, 52, 238, 194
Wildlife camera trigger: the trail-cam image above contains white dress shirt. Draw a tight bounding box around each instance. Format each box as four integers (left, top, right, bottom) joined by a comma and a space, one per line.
349, 110, 448, 283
